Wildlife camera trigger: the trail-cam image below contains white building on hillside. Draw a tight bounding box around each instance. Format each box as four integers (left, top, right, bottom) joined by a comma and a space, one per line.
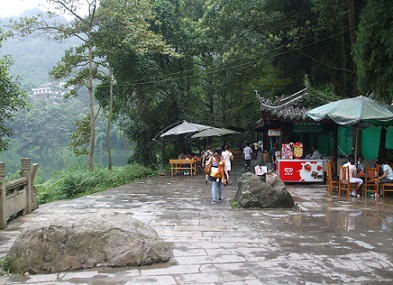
31, 82, 72, 100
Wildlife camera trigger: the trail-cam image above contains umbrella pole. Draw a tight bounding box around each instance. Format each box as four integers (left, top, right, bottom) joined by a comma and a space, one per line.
355, 124, 360, 162
158, 137, 166, 175
152, 121, 183, 176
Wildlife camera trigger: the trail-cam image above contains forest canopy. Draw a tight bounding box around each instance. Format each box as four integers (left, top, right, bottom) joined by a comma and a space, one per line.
1, 0, 392, 169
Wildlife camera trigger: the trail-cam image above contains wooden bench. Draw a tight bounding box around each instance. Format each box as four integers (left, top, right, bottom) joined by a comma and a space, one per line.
382, 183, 393, 197
169, 159, 197, 176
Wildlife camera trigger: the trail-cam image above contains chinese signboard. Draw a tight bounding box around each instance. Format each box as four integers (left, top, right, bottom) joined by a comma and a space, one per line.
293, 122, 322, 133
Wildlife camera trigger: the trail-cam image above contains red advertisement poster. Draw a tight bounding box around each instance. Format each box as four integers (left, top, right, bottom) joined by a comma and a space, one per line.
278, 160, 324, 182
281, 143, 293, 159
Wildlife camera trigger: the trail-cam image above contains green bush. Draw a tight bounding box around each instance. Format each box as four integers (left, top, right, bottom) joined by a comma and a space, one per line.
0, 254, 15, 275
36, 164, 156, 204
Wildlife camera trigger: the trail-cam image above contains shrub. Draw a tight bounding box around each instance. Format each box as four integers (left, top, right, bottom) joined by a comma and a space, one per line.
36, 164, 156, 204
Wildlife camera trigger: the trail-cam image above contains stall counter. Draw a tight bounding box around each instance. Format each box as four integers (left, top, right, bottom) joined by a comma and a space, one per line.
277, 159, 325, 183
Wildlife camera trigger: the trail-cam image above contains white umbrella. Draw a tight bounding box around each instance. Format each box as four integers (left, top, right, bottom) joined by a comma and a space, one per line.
154, 121, 212, 172
160, 121, 212, 137
191, 127, 240, 138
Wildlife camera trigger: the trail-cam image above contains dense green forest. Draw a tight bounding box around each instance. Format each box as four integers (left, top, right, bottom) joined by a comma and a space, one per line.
1, 0, 393, 172
0, 8, 130, 175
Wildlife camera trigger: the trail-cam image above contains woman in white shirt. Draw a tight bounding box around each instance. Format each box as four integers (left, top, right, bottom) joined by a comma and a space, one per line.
343, 156, 363, 197
222, 145, 233, 184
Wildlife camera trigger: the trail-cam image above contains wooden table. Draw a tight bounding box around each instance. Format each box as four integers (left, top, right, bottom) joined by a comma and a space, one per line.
169, 159, 197, 176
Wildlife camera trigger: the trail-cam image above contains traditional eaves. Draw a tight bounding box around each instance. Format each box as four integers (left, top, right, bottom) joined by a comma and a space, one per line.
255, 88, 314, 121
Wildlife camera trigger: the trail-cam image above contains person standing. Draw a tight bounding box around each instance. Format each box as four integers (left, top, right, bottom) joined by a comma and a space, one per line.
258, 140, 264, 153
202, 146, 213, 184
253, 142, 259, 159
206, 147, 229, 203
243, 143, 253, 171
222, 145, 233, 184
269, 143, 278, 170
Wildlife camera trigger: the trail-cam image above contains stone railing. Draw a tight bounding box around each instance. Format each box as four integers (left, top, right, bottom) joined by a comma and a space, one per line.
0, 158, 38, 230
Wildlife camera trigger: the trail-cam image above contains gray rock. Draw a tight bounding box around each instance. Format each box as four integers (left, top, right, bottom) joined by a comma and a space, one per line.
6, 213, 172, 274
232, 172, 294, 208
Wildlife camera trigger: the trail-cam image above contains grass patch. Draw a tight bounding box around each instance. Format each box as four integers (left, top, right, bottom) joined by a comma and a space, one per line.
36, 163, 156, 204
0, 255, 15, 275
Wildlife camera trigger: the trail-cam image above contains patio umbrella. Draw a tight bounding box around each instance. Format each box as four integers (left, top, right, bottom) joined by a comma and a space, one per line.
191, 127, 240, 138
153, 121, 213, 172
306, 96, 393, 163
160, 121, 212, 137
306, 96, 393, 126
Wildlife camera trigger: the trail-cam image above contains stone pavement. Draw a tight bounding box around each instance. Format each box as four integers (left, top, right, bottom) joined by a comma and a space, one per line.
1, 160, 393, 284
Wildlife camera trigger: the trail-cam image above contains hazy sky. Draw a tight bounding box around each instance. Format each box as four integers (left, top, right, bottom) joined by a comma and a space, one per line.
0, 0, 49, 18
0, 0, 90, 20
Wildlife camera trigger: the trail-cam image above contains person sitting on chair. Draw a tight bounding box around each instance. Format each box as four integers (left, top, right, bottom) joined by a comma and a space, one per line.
343, 155, 363, 197
356, 155, 366, 176
307, 144, 322, 159
375, 159, 393, 196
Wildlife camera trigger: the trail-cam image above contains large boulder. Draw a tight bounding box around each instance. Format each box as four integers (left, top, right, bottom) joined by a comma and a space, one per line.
6, 213, 172, 274
232, 172, 294, 208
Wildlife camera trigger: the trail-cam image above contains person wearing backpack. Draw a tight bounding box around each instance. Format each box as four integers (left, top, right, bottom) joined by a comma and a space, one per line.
202, 146, 213, 184
205, 147, 229, 203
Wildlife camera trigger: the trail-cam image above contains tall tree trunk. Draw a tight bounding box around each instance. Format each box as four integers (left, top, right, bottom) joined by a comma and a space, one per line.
348, 0, 361, 155
88, 43, 95, 171
347, 0, 360, 97
338, 7, 347, 97
106, 74, 113, 171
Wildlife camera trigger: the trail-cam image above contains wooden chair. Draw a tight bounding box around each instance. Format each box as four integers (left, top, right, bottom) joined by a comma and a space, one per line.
382, 183, 393, 197
338, 166, 361, 197
363, 167, 378, 197
326, 161, 339, 194
232, 149, 242, 161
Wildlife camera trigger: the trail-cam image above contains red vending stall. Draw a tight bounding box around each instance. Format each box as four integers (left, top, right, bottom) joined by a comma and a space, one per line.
277, 141, 325, 183
277, 159, 325, 182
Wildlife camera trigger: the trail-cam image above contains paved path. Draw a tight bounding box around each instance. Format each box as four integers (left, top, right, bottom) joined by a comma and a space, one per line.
1, 161, 393, 284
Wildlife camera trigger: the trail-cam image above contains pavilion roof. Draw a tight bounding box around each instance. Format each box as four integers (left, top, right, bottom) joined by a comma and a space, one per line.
255, 88, 310, 121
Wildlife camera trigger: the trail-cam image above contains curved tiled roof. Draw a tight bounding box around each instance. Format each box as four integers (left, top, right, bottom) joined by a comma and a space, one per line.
255, 88, 309, 121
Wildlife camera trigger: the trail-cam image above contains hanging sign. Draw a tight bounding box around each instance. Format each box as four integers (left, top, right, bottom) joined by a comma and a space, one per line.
268, 129, 281, 136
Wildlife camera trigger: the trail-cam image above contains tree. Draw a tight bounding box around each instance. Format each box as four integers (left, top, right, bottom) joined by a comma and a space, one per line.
354, 0, 393, 103
103, 0, 205, 166
199, 0, 285, 127
0, 29, 28, 151
11, 0, 101, 171
93, 0, 178, 170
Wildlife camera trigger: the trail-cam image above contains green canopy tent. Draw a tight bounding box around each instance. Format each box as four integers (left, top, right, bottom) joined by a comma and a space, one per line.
306, 96, 393, 126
